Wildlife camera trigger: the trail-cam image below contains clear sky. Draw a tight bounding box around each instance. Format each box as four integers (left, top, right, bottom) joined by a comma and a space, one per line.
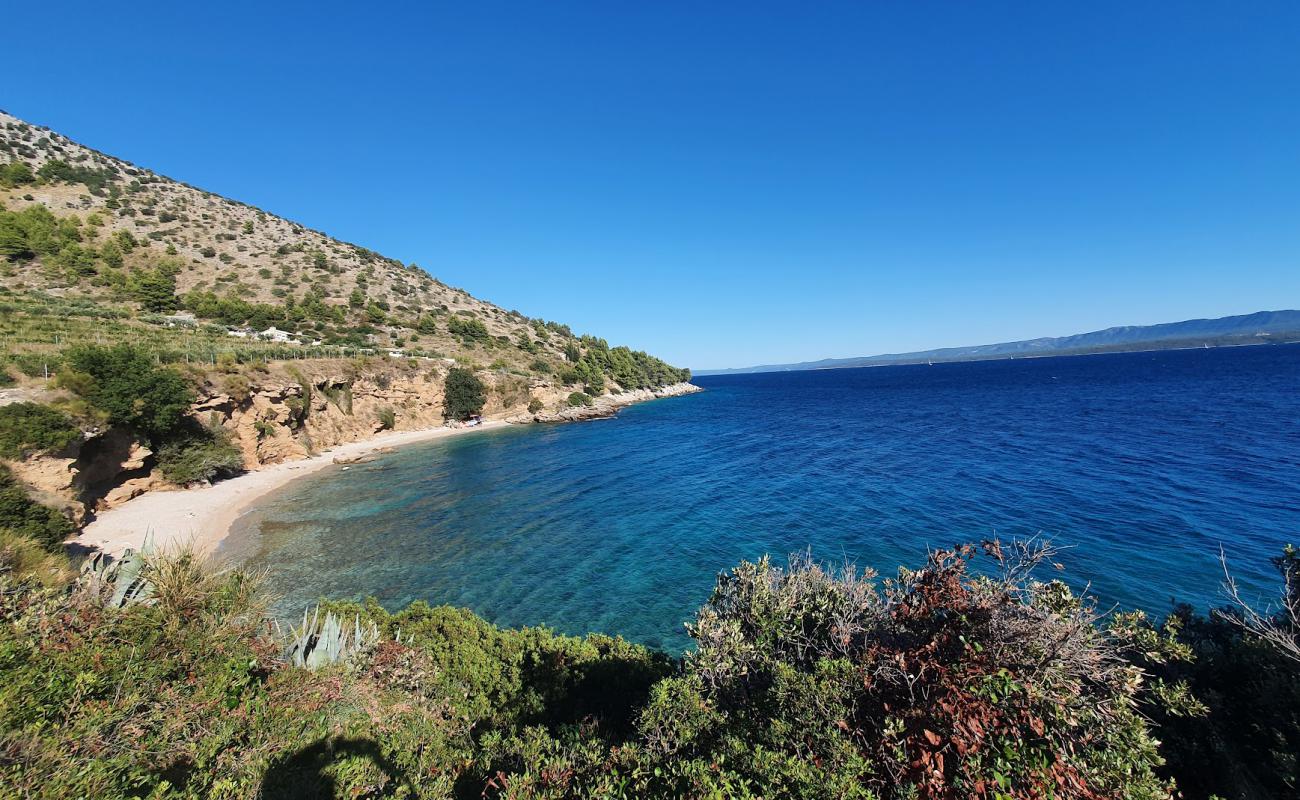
5, 2, 1298, 370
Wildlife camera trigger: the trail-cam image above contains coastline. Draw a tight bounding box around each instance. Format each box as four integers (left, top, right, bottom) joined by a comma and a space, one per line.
76, 381, 703, 560
80, 420, 510, 559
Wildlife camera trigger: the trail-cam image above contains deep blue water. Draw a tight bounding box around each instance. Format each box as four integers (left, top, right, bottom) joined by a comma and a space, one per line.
224, 344, 1300, 654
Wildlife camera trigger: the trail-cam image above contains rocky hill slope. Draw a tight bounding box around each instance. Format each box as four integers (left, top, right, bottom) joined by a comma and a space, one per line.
0, 109, 687, 388
0, 110, 696, 532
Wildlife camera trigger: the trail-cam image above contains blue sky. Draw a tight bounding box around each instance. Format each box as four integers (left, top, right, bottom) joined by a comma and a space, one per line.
5, 2, 1298, 369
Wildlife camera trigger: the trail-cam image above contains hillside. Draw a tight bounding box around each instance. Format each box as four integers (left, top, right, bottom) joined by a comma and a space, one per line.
698, 309, 1300, 375
0, 110, 696, 533
0, 110, 687, 390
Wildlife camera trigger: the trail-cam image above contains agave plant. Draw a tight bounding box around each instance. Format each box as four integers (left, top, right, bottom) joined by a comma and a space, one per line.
78, 532, 155, 608
285, 605, 380, 670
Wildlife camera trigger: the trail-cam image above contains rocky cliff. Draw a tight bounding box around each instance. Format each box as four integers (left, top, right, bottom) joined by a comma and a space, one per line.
5, 360, 700, 527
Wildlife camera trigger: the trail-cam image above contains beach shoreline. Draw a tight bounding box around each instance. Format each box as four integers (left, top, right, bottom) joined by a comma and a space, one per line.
76, 381, 703, 560
79, 420, 511, 559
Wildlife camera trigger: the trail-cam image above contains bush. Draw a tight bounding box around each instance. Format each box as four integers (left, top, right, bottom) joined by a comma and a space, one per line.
443, 367, 485, 421
35, 159, 115, 192
0, 535, 1296, 797
0, 402, 80, 459
625, 544, 1180, 799
0, 464, 72, 551
156, 423, 244, 485
567, 391, 592, 407
61, 344, 194, 440
375, 406, 396, 430
447, 315, 489, 343
127, 266, 177, 311
528, 397, 544, 414
1138, 546, 1300, 798
0, 161, 35, 188
0, 546, 668, 799
556, 367, 581, 386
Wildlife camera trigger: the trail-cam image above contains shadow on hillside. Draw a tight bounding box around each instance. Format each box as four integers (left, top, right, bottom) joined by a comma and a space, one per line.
259, 736, 410, 799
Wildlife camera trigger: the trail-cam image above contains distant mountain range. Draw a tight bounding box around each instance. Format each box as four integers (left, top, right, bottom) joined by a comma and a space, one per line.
696, 310, 1300, 375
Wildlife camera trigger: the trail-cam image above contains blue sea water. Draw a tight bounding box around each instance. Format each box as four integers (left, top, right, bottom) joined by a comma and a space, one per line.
224, 344, 1300, 654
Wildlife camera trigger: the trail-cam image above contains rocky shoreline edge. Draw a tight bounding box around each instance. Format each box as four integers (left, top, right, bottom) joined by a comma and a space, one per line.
505, 381, 703, 424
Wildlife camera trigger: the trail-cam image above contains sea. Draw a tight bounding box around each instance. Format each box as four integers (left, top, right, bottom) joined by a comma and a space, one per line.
222, 343, 1300, 654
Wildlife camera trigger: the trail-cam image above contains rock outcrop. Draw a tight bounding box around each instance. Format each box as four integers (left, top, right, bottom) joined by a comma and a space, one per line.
508, 382, 703, 424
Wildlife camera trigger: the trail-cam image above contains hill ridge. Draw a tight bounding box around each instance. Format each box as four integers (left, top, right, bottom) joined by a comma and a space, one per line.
697, 309, 1300, 375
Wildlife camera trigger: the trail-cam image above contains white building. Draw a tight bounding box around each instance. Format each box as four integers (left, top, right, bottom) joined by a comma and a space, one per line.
258, 327, 294, 343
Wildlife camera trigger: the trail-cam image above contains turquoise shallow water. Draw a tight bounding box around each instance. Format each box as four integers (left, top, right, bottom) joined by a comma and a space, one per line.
224, 344, 1300, 653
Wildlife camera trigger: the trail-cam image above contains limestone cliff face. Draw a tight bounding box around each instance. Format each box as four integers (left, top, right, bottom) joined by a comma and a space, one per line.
7, 359, 700, 525
5, 428, 162, 526
192, 362, 552, 470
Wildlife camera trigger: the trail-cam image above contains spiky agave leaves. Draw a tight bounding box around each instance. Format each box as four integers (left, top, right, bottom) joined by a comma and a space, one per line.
78, 532, 155, 607
285, 605, 380, 670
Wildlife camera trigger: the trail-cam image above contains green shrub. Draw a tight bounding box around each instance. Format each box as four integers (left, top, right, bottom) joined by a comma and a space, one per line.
443, 367, 485, 421
0, 161, 35, 188
607, 545, 1180, 799
61, 344, 193, 440
447, 315, 489, 343
127, 266, 177, 311
0, 534, 1295, 797
0, 403, 80, 458
35, 159, 115, 192
0, 546, 668, 798
556, 367, 580, 386
1139, 546, 1300, 797
567, 391, 592, 407
0, 465, 72, 551
375, 406, 396, 430
156, 423, 243, 485
528, 397, 544, 414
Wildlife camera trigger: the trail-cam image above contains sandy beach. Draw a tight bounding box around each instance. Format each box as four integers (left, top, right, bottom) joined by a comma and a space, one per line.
80, 420, 510, 559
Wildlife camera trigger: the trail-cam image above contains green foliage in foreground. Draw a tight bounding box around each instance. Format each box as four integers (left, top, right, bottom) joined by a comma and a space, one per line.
8, 533, 1283, 799
0, 545, 670, 800
0, 465, 72, 551
1134, 547, 1300, 799
443, 366, 486, 421
0, 402, 80, 459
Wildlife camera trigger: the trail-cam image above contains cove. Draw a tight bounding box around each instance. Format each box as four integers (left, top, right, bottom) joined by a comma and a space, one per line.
223, 344, 1300, 654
